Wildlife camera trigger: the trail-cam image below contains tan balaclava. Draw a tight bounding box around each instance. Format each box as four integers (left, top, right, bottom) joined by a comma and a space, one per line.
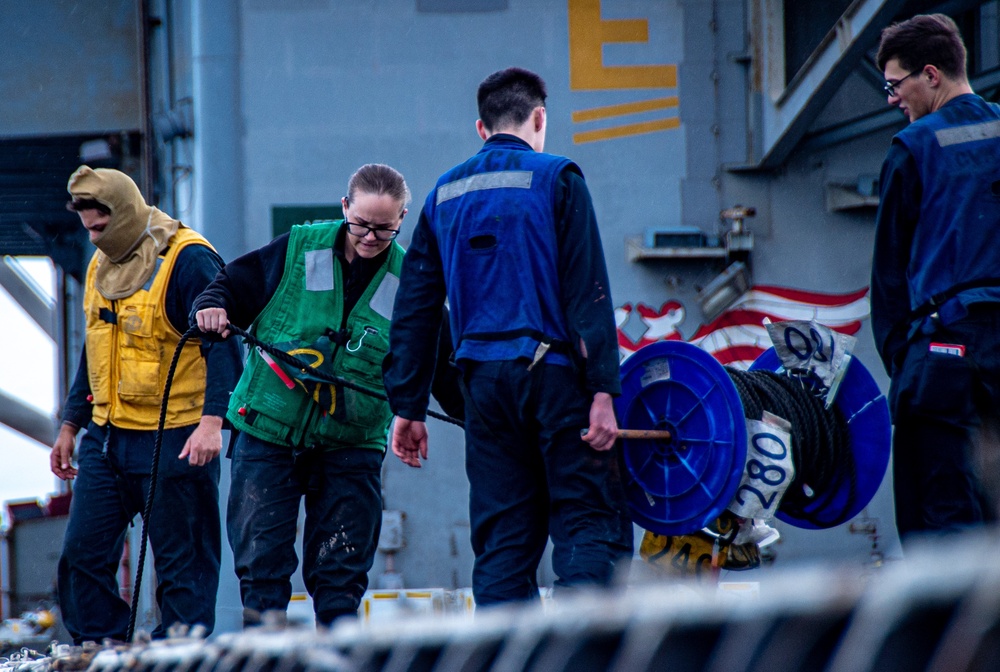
68, 166, 182, 299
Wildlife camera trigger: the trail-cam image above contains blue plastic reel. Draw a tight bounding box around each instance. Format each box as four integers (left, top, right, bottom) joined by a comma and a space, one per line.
749, 348, 891, 530
615, 340, 748, 535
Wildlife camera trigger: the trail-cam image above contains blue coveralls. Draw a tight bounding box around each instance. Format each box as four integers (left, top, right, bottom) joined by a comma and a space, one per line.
385, 135, 634, 605
871, 94, 1000, 540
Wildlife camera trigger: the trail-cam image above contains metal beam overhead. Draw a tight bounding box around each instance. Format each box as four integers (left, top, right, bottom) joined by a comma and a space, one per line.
801, 65, 1000, 152
0, 256, 57, 449
0, 257, 55, 340
857, 58, 890, 92
751, 0, 909, 169
0, 387, 55, 448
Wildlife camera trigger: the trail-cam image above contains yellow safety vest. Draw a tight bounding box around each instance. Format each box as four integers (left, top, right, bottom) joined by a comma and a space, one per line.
83, 228, 212, 429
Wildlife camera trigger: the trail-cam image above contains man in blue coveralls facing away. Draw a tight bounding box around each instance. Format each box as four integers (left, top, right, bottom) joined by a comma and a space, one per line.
383, 67, 633, 606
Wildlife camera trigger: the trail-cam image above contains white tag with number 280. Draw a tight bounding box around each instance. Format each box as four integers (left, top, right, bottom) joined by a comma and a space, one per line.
728, 412, 795, 521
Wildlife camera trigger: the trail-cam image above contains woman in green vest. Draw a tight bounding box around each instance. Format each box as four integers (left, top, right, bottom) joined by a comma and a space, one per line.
194, 164, 427, 627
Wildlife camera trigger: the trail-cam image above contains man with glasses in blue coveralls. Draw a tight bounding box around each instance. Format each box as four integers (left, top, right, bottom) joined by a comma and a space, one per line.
871, 14, 1000, 541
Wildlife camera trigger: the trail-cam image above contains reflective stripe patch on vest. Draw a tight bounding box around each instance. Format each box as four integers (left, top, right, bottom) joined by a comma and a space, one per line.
436, 170, 533, 205
935, 119, 1000, 147
305, 248, 335, 291
141, 257, 165, 292
368, 272, 399, 320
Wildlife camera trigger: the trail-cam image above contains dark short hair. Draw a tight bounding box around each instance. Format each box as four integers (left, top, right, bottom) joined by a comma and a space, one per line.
876, 13, 967, 80
347, 163, 411, 208
66, 198, 111, 215
476, 67, 547, 133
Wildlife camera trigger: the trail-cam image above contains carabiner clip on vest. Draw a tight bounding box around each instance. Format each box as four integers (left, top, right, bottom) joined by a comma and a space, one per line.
347, 326, 379, 352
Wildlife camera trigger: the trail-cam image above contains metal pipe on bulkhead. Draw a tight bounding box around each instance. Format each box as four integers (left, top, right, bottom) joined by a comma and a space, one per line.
192, 0, 246, 262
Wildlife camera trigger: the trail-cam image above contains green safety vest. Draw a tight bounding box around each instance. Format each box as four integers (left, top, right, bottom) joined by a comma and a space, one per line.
227, 220, 402, 450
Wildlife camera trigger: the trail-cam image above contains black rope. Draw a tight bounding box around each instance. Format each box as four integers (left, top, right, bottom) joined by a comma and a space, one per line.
725, 366, 856, 527
126, 325, 198, 642
126, 324, 465, 640
225, 323, 465, 429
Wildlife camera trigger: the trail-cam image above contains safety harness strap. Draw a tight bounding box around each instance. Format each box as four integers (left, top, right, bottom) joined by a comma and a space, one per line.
910, 277, 1000, 320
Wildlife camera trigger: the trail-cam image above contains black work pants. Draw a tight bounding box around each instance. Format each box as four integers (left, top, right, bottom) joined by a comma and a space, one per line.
58, 422, 221, 643
462, 360, 633, 606
226, 432, 383, 626
890, 305, 1000, 540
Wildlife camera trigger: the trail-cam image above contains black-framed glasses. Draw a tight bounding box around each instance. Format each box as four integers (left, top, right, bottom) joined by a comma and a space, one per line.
346, 221, 400, 241
883, 70, 918, 97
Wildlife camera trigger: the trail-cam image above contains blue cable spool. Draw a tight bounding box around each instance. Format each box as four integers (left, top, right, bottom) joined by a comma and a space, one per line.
749, 347, 891, 529
615, 340, 747, 535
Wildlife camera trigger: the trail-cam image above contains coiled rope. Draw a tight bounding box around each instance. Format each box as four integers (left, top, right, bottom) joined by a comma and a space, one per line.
725, 367, 856, 527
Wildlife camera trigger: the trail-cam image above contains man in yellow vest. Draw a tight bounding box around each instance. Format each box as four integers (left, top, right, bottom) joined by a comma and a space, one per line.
50, 166, 242, 643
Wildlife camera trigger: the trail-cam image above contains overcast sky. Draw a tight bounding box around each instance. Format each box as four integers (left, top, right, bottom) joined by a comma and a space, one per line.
0, 258, 60, 528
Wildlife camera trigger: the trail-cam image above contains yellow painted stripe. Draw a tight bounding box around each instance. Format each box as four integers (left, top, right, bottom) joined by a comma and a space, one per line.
572, 96, 678, 123
573, 117, 680, 144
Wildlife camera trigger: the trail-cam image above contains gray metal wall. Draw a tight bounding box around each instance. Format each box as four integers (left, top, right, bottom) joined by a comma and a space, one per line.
0, 1, 143, 137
